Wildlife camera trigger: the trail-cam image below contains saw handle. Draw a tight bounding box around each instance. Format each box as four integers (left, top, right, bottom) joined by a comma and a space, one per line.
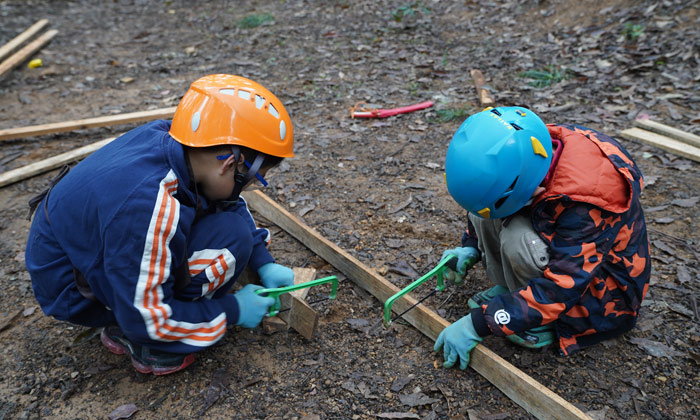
255, 276, 338, 317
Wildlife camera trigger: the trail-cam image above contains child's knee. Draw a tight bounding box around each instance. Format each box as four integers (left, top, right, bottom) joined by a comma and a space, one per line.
503, 230, 550, 278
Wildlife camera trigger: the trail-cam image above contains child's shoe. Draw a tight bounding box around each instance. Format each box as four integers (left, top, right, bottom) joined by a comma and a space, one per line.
467, 284, 509, 309
100, 326, 194, 375
505, 325, 555, 349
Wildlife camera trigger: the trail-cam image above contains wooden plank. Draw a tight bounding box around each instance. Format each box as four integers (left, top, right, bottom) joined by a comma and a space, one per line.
277, 267, 320, 339
634, 119, 700, 148
278, 294, 318, 340
0, 19, 50, 62
0, 107, 177, 141
0, 29, 58, 79
290, 267, 316, 300
241, 266, 319, 339
620, 127, 700, 163
0, 136, 115, 188
470, 69, 495, 107
241, 189, 591, 420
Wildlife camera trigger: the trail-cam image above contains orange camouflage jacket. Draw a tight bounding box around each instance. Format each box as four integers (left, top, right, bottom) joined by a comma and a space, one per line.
469, 124, 651, 355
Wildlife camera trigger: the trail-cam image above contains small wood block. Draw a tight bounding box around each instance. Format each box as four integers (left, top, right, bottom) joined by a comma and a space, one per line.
278, 267, 319, 340
278, 295, 318, 340
262, 316, 288, 334
470, 69, 495, 107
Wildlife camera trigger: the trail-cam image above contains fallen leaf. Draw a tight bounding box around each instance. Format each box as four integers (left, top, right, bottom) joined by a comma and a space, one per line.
652, 240, 675, 255
390, 376, 413, 392
399, 392, 440, 407
0, 309, 22, 332
653, 217, 674, 224
670, 197, 699, 208
629, 337, 683, 359
676, 265, 691, 283
108, 403, 138, 420
71, 327, 101, 347
388, 260, 419, 278
376, 412, 420, 419
346, 318, 369, 332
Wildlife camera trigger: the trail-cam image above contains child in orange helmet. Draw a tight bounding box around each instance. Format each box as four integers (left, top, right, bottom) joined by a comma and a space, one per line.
25, 74, 295, 375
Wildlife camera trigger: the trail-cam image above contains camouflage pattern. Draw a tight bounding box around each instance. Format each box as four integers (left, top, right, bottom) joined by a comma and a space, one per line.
470, 124, 651, 355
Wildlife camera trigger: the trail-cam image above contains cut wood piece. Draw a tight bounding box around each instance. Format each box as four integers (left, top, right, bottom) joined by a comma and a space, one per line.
0, 19, 50, 62
291, 267, 316, 300
0, 29, 58, 79
262, 316, 288, 334
0, 136, 116, 188
633, 119, 700, 148
241, 189, 592, 420
620, 127, 700, 163
237, 266, 319, 339
0, 107, 177, 141
470, 69, 495, 107
277, 267, 319, 339
277, 293, 318, 340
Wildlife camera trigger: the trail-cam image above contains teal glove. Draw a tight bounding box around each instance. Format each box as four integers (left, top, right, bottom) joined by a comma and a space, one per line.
433, 314, 482, 370
440, 246, 479, 284
233, 284, 275, 328
258, 263, 295, 289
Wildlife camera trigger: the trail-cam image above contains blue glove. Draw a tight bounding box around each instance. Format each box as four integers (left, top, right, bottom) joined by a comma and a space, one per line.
233, 284, 275, 328
258, 263, 295, 289
433, 314, 482, 370
440, 247, 479, 282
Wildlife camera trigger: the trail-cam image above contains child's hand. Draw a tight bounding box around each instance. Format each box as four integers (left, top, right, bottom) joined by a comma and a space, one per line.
440, 247, 479, 276
434, 314, 482, 370
258, 263, 295, 288
233, 284, 275, 328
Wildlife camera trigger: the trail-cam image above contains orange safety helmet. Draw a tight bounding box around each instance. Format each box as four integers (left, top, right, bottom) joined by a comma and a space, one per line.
169, 74, 294, 158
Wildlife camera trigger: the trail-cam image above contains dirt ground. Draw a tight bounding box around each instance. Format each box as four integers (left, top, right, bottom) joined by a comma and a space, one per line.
1, 0, 699, 419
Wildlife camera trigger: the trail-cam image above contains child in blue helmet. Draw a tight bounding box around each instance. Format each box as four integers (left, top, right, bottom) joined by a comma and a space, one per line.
434, 106, 651, 370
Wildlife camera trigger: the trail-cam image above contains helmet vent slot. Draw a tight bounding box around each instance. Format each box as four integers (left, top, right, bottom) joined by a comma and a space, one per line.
238, 90, 251, 100
268, 103, 279, 119
494, 177, 518, 209
490, 109, 502, 116
511, 123, 523, 130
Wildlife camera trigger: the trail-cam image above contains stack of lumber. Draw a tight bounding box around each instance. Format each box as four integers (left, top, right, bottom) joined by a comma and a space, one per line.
620, 118, 700, 163
0, 19, 58, 79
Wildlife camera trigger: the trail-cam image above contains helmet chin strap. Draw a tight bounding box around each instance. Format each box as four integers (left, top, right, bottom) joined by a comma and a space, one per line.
227, 146, 265, 203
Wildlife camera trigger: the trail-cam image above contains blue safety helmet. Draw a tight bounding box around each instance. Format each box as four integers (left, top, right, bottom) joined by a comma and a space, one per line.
444, 106, 552, 219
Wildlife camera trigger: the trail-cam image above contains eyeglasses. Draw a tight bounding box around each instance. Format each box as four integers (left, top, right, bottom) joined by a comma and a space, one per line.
216, 153, 268, 186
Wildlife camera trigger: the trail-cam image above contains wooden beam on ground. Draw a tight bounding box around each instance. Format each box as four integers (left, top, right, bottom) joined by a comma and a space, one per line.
0, 136, 116, 188
633, 119, 700, 149
241, 189, 592, 420
620, 127, 700, 163
0, 29, 58, 79
0, 19, 50, 62
0, 107, 177, 141
470, 69, 495, 107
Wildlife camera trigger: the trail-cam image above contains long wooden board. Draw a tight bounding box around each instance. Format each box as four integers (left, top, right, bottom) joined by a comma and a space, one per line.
0, 19, 50, 62
0, 29, 58, 79
633, 119, 700, 149
0, 107, 177, 141
620, 127, 700, 163
0, 136, 115, 188
241, 189, 591, 420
